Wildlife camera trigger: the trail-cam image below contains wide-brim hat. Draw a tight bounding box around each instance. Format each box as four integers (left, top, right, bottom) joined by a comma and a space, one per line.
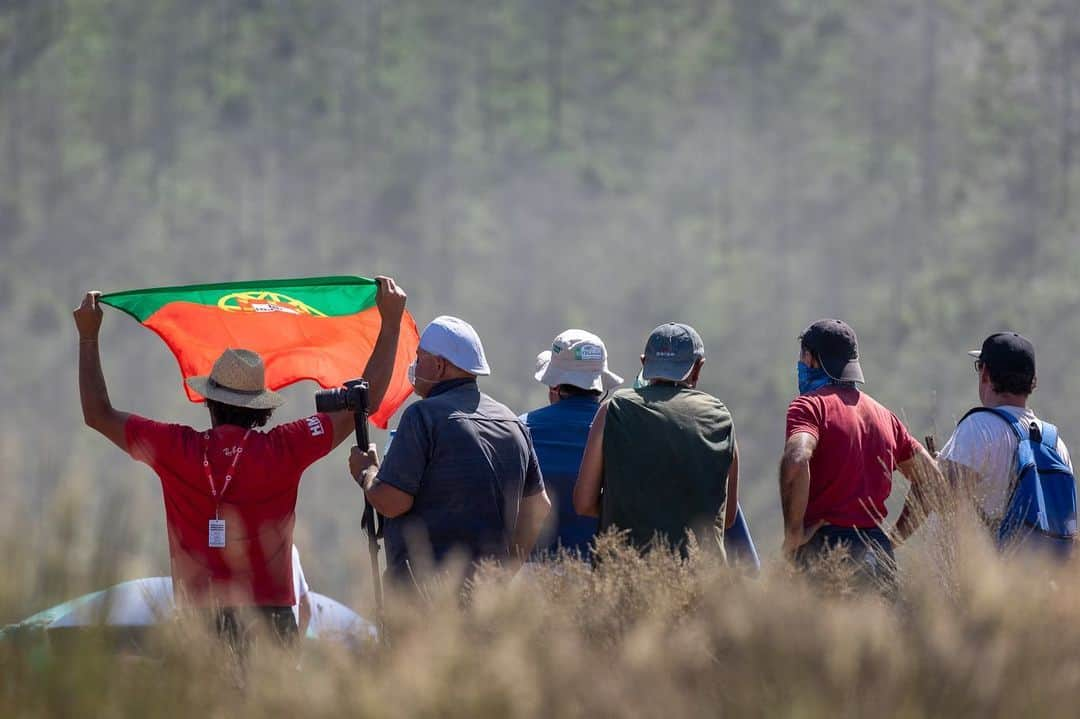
186, 348, 286, 410
535, 330, 623, 392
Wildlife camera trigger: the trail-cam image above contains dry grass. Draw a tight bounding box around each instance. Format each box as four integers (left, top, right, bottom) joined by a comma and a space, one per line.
4, 514, 1080, 718
2, 453, 1080, 718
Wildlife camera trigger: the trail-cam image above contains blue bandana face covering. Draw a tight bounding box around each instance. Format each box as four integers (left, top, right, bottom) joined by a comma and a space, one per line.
797, 361, 832, 395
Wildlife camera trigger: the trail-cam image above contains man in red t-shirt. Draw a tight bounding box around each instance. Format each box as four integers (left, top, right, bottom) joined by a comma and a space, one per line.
779, 319, 940, 579
73, 277, 408, 645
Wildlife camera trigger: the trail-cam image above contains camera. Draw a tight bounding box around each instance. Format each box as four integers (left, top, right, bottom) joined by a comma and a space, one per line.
315, 378, 370, 414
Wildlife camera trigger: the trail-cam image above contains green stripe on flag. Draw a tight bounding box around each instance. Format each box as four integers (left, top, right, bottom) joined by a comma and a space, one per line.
101, 276, 378, 322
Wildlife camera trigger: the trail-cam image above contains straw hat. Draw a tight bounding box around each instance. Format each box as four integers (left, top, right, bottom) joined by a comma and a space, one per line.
186, 349, 285, 410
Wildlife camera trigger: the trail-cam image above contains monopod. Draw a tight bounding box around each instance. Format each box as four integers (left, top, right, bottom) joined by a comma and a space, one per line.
316, 379, 384, 624
350, 382, 385, 624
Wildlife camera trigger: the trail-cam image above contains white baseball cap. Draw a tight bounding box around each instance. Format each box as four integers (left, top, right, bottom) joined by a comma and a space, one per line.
535, 329, 623, 392
419, 315, 491, 375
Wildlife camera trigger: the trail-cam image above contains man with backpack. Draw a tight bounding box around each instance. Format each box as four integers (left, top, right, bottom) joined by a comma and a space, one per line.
939, 332, 1077, 557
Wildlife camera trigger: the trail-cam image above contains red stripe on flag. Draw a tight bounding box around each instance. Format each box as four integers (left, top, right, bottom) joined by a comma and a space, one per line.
142, 302, 417, 428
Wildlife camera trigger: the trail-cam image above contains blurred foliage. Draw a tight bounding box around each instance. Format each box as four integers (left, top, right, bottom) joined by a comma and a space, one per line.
1, 0, 1079, 601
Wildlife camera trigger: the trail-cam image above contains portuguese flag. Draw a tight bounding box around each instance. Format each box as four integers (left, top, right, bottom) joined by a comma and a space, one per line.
100, 276, 418, 428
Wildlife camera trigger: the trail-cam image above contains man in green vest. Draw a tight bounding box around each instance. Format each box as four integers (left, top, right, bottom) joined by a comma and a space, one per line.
573, 323, 739, 556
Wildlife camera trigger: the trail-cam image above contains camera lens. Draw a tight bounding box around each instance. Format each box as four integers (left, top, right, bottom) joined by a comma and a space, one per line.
314, 387, 348, 413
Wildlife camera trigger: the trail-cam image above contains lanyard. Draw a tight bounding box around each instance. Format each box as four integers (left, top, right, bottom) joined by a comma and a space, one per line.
202, 429, 252, 517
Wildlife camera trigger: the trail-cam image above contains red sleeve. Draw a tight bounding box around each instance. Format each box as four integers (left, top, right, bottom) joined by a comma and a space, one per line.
125, 415, 193, 467
891, 413, 919, 464
786, 396, 823, 440
268, 413, 335, 474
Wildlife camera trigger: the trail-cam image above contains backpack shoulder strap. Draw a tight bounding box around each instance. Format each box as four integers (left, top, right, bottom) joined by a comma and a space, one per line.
959, 406, 1027, 440
1039, 421, 1059, 451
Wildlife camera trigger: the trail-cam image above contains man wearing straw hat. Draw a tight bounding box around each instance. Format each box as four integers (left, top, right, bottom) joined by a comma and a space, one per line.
521, 330, 623, 559
73, 278, 408, 646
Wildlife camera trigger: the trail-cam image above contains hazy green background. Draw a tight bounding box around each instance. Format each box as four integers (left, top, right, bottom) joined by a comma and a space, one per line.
2, 0, 1079, 617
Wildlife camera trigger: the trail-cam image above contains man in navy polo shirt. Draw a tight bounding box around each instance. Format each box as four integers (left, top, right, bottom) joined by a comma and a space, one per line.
522, 330, 624, 559
349, 316, 552, 584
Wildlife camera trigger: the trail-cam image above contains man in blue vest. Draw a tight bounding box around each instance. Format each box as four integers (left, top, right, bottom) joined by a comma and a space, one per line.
521, 330, 623, 559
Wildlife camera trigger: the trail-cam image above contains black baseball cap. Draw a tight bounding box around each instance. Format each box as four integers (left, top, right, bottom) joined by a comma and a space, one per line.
799, 319, 865, 384
968, 332, 1035, 378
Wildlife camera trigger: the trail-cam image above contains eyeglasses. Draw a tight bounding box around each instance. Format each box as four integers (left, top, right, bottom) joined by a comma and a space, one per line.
972, 359, 984, 375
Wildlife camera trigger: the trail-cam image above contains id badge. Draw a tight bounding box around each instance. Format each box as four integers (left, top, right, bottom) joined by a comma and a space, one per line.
208, 519, 226, 548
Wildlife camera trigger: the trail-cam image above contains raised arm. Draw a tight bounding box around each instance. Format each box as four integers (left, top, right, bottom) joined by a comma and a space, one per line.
893, 443, 943, 542
573, 402, 608, 518
329, 276, 408, 449
779, 431, 823, 557
74, 292, 130, 451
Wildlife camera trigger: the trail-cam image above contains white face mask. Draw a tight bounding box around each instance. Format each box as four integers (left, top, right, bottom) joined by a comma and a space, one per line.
408, 360, 438, 394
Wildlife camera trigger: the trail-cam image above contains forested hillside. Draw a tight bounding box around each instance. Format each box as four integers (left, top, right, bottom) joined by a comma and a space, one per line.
2, 0, 1078, 610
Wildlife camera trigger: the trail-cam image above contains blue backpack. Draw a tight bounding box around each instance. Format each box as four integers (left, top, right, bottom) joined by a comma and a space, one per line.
961, 407, 1077, 557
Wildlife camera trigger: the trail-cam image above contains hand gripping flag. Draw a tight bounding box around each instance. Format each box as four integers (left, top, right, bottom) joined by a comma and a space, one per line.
100, 276, 419, 428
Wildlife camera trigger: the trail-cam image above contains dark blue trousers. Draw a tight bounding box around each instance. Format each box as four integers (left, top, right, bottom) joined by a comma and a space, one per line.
794, 526, 896, 591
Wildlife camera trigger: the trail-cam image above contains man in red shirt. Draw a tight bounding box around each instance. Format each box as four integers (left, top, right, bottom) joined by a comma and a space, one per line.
73, 277, 408, 645
779, 319, 940, 582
